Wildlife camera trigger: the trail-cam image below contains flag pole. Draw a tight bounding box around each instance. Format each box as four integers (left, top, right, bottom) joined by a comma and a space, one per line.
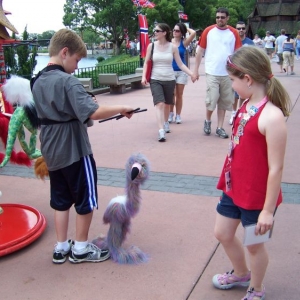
137, 6, 143, 67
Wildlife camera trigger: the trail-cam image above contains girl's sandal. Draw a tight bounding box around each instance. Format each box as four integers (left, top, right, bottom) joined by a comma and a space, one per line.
241, 286, 266, 300
212, 269, 251, 289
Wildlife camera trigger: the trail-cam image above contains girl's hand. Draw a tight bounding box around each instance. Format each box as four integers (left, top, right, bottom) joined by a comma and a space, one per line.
191, 74, 198, 83
191, 72, 199, 82
255, 209, 274, 235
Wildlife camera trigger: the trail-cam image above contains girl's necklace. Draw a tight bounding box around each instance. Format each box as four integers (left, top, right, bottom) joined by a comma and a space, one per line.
228, 96, 268, 158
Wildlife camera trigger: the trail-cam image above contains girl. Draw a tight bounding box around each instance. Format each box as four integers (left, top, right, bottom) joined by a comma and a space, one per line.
141, 23, 196, 142
168, 23, 196, 124
213, 47, 291, 300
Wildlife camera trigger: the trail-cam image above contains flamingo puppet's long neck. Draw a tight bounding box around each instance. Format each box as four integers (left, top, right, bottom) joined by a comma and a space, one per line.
125, 181, 141, 218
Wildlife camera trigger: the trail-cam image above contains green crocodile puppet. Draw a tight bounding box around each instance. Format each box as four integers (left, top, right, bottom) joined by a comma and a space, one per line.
0, 75, 41, 168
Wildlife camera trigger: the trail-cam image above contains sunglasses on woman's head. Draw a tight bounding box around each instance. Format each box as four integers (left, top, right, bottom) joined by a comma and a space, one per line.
216, 16, 226, 19
173, 29, 180, 33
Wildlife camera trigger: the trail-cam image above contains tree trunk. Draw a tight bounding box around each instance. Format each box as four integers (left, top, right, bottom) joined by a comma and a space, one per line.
114, 40, 123, 55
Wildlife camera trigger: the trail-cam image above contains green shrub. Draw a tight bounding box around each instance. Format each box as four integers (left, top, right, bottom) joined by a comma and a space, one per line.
97, 56, 105, 63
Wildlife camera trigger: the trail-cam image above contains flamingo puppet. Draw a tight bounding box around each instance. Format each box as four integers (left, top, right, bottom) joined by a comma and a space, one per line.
92, 153, 150, 264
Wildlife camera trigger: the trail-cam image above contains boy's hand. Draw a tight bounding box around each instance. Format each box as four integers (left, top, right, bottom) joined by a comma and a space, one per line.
120, 106, 135, 118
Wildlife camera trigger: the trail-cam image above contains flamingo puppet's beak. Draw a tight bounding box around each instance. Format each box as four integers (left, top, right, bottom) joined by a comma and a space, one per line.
131, 162, 142, 180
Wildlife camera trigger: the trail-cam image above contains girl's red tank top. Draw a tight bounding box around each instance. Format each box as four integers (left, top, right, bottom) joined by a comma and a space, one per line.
217, 102, 282, 210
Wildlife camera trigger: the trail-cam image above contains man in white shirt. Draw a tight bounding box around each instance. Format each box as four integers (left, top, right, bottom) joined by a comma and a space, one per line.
274, 29, 287, 73
193, 7, 242, 139
264, 31, 275, 58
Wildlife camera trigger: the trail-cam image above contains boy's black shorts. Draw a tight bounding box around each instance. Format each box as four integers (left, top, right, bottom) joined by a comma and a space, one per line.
49, 155, 98, 215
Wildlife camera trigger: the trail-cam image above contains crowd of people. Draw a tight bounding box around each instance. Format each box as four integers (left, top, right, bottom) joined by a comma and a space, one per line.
33, 6, 294, 300
140, 18, 297, 142
255, 29, 299, 76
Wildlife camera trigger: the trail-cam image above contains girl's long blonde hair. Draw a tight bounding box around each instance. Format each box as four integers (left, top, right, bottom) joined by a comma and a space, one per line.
226, 46, 291, 116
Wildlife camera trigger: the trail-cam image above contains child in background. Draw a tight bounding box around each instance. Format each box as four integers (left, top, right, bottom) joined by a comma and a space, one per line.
32, 29, 134, 264
213, 47, 291, 300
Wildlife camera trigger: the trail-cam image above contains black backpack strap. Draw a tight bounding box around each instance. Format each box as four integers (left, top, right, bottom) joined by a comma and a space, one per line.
151, 42, 154, 59
30, 64, 65, 90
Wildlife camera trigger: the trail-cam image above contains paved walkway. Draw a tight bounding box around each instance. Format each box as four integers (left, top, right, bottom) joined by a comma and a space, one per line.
1, 57, 299, 300
1, 163, 300, 204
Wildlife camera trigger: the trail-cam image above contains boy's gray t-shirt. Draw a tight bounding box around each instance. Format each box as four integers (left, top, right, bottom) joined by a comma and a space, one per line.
32, 69, 99, 171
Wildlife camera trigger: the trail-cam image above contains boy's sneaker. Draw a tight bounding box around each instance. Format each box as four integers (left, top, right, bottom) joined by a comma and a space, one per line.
175, 115, 182, 124
168, 112, 174, 123
158, 129, 166, 142
164, 122, 171, 133
229, 111, 236, 125
290, 72, 295, 75
203, 120, 211, 135
53, 239, 74, 264
212, 270, 251, 290
216, 127, 229, 139
241, 286, 266, 300
69, 243, 110, 263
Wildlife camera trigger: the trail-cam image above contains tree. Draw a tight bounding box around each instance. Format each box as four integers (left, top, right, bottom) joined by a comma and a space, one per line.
4, 33, 17, 79
61, 0, 257, 53
63, 0, 137, 54
146, 0, 186, 30
62, 0, 195, 54
210, 0, 256, 27
183, 0, 218, 30
38, 31, 55, 40
4, 27, 37, 80
83, 31, 101, 49
16, 27, 38, 79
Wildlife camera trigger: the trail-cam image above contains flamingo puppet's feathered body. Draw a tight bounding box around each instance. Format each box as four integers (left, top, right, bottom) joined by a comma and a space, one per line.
92, 153, 150, 264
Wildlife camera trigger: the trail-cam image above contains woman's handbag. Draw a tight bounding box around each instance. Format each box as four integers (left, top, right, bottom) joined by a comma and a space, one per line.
145, 43, 154, 82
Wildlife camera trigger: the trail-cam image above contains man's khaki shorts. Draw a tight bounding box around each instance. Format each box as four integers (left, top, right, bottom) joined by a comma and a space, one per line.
265, 48, 274, 55
205, 74, 234, 111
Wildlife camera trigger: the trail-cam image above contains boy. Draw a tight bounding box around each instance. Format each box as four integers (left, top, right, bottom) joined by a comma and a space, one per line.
32, 29, 134, 264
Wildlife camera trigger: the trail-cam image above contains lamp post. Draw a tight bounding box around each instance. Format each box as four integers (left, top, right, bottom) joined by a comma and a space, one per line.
152, 20, 158, 42
178, 0, 186, 7
178, 0, 186, 23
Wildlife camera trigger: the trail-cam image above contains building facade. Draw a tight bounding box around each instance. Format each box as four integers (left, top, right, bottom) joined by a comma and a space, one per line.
248, 0, 300, 37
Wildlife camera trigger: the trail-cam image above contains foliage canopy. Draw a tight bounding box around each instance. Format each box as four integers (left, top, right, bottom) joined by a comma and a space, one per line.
62, 0, 256, 52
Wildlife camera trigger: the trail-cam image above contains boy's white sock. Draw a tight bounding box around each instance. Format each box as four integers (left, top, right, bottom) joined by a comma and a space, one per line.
74, 240, 88, 252
56, 240, 70, 251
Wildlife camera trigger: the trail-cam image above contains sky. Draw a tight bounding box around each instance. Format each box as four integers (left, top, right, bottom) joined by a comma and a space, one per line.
4, 0, 67, 35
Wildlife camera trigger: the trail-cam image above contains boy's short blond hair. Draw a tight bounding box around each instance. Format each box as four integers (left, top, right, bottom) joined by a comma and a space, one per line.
49, 29, 87, 58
